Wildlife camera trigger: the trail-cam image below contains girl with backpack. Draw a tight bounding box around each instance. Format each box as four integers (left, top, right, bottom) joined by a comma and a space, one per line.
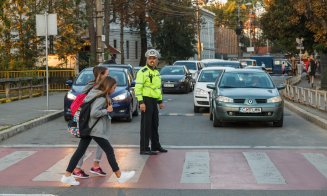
61, 76, 135, 186
70, 66, 109, 178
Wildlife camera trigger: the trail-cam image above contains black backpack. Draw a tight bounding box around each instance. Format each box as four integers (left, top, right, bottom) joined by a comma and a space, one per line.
78, 95, 104, 138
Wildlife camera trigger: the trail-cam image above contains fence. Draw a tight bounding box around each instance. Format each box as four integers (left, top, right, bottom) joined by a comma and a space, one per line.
0, 77, 45, 103
0, 70, 76, 91
283, 76, 327, 112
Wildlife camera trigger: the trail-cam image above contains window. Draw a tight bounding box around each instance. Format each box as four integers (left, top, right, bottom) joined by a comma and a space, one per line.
135, 41, 138, 59
113, 40, 117, 48
126, 40, 129, 59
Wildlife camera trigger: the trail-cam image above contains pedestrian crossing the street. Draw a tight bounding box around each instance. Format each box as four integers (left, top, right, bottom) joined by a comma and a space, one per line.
0, 147, 326, 190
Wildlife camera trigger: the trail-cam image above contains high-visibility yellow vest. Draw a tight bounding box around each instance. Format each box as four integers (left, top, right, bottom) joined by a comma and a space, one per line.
135, 65, 162, 103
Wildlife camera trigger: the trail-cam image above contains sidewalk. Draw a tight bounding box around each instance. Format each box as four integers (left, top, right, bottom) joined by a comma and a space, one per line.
0, 92, 65, 141
286, 74, 327, 129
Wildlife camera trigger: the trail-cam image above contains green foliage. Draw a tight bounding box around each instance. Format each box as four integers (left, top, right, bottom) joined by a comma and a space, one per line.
150, 0, 197, 64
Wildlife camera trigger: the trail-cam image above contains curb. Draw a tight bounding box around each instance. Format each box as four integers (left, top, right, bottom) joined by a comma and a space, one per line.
285, 100, 327, 130
0, 110, 64, 142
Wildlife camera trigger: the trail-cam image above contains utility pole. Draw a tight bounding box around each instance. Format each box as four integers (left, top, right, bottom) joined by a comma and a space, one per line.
237, 0, 241, 59
96, 0, 104, 64
196, 0, 201, 61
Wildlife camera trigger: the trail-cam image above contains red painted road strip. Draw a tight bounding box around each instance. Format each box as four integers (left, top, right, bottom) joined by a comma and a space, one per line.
0, 147, 326, 190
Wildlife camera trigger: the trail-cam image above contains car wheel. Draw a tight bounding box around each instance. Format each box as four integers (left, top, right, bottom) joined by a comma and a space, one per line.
209, 109, 213, 121
213, 111, 222, 127
189, 82, 193, 92
184, 84, 190, 94
194, 105, 200, 113
132, 103, 139, 116
273, 114, 283, 127
126, 104, 133, 122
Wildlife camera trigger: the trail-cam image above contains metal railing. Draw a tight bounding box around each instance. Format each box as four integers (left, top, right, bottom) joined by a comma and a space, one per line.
283, 76, 327, 112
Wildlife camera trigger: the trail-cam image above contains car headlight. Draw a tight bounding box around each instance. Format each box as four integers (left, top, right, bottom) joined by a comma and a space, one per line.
267, 96, 282, 103
67, 91, 76, 100
113, 93, 128, 101
195, 88, 208, 96
216, 96, 233, 103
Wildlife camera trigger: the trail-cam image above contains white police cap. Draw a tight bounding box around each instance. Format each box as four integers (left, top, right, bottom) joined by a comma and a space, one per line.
145, 49, 160, 58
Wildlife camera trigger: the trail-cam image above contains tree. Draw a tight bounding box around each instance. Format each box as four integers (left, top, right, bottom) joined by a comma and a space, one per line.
150, 0, 197, 64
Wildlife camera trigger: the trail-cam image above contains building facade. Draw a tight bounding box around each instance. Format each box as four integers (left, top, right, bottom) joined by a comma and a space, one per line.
215, 27, 238, 59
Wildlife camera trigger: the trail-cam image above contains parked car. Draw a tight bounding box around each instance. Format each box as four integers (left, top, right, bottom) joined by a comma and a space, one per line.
64, 67, 138, 122
160, 65, 193, 93
173, 60, 204, 80
99, 63, 136, 79
134, 66, 142, 73
193, 67, 234, 113
239, 59, 257, 68
202, 60, 242, 69
207, 69, 285, 127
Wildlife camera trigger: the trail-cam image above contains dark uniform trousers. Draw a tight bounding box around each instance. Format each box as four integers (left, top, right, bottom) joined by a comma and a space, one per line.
140, 96, 161, 152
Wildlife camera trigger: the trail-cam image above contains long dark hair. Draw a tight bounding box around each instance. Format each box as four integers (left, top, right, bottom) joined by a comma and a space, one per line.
93, 66, 108, 83
96, 76, 116, 105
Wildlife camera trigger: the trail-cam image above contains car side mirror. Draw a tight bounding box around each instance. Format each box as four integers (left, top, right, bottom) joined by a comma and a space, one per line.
131, 81, 136, 87
66, 80, 73, 87
207, 84, 215, 90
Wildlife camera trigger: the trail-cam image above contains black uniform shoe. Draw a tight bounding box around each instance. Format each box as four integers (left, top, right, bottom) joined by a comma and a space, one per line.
153, 147, 168, 153
140, 151, 158, 155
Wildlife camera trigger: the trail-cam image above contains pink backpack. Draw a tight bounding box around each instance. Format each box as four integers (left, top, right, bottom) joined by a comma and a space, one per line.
70, 93, 87, 116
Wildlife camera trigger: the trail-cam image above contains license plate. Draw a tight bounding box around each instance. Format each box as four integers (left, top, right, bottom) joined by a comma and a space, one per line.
164, 83, 174, 87
239, 107, 262, 113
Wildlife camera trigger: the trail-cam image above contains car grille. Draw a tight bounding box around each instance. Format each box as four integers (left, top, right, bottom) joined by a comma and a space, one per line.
255, 99, 267, 103
232, 112, 273, 116
234, 99, 245, 103
197, 101, 209, 105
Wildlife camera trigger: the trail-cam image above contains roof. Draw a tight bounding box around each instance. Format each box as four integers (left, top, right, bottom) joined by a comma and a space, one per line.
225, 69, 264, 73
201, 67, 235, 71
105, 44, 121, 54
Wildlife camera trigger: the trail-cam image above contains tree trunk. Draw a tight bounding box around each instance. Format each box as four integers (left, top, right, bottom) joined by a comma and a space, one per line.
139, 7, 147, 67
104, 0, 110, 61
86, 0, 96, 66
320, 52, 327, 90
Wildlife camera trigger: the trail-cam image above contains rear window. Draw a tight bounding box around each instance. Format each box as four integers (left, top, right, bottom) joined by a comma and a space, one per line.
198, 70, 223, 82
174, 62, 196, 70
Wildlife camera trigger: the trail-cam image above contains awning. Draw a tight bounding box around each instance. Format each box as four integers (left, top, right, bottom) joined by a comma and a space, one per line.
104, 43, 121, 54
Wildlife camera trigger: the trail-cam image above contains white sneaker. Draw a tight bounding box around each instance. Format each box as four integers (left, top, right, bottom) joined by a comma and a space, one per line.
61, 175, 80, 186
117, 171, 135, 183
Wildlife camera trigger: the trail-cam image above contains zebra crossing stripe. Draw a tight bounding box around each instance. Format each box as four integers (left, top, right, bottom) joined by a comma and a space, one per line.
33, 151, 92, 181
108, 149, 148, 183
180, 151, 210, 183
303, 153, 327, 179
0, 151, 36, 171
243, 152, 286, 184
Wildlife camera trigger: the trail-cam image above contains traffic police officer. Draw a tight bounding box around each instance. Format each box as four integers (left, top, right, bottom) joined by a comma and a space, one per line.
135, 49, 168, 155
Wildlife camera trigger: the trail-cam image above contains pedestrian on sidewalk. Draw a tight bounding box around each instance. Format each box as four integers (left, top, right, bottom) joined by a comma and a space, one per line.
135, 49, 167, 155
61, 76, 135, 186
70, 66, 109, 179
308, 54, 317, 88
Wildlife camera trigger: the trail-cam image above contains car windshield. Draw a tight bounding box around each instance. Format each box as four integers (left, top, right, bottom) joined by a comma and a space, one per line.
108, 70, 127, 86
174, 62, 196, 70
219, 72, 274, 89
75, 69, 127, 86
198, 70, 223, 82
206, 62, 240, 68
75, 70, 94, 85
160, 67, 185, 75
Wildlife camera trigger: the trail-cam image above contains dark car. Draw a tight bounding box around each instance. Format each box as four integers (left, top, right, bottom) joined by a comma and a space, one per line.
64, 67, 138, 122
273, 59, 292, 75
207, 69, 285, 127
100, 63, 136, 79
160, 65, 193, 93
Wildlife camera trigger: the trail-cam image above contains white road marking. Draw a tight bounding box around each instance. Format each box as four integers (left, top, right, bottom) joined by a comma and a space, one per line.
303, 153, 327, 179
181, 151, 210, 183
0, 151, 36, 171
108, 149, 148, 183
243, 152, 286, 184
33, 151, 92, 181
